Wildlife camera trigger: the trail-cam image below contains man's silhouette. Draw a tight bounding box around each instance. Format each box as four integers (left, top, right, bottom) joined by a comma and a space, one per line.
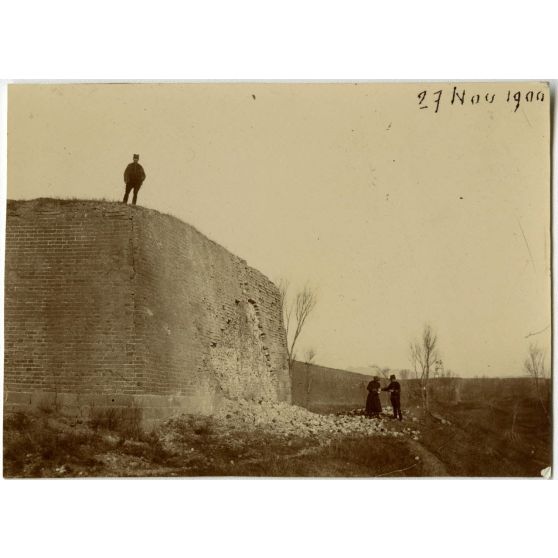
123, 153, 146, 205
382, 374, 403, 420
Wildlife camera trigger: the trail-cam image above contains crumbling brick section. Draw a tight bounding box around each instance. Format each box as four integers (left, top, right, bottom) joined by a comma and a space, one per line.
4, 199, 290, 422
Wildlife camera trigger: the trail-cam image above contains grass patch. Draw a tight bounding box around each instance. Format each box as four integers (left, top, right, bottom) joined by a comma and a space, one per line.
5, 393, 549, 478
3, 414, 106, 477
89, 405, 143, 439
416, 398, 551, 477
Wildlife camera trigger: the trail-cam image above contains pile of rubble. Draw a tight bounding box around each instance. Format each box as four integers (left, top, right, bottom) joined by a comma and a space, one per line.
212, 399, 421, 440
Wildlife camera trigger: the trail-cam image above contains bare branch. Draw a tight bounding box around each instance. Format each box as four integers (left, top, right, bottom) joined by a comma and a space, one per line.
288, 284, 317, 368
409, 323, 439, 410
304, 347, 317, 364
524, 343, 550, 422
278, 278, 291, 338
524, 325, 550, 339
279, 280, 318, 371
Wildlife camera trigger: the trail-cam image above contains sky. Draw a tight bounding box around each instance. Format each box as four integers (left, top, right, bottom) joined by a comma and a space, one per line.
7, 82, 551, 377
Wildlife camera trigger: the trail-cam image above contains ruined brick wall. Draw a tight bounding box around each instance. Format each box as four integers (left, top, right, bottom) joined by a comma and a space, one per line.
4, 199, 289, 420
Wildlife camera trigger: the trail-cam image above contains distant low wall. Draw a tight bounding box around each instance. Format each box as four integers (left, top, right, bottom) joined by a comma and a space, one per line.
291, 361, 374, 413
434, 377, 549, 403
290, 362, 417, 413
291, 361, 549, 414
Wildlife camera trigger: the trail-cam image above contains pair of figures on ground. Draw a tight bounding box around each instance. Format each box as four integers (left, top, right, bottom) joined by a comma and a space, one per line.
366, 375, 403, 421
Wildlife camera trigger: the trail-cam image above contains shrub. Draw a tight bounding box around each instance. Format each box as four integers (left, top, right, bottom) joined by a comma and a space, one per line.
89, 404, 143, 439
4, 412, 31, 431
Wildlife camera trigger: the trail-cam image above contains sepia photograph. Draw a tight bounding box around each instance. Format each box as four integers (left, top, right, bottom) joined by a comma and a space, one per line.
3, 81, 552, 478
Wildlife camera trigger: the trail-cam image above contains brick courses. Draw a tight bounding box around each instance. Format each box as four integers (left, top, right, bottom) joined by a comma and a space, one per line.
4, 199, 290, 421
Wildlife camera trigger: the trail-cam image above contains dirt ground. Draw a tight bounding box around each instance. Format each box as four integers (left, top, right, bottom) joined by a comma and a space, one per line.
3, 397, 551, 478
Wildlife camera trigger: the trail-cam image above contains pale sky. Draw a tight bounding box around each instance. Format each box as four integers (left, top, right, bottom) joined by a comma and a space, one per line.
7, 82, 551, 377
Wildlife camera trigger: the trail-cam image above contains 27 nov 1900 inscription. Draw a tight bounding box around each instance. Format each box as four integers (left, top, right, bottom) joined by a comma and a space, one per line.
417, 85, 546, 114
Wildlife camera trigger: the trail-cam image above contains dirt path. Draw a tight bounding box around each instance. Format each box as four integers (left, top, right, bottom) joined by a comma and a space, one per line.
407, 439, 450, 476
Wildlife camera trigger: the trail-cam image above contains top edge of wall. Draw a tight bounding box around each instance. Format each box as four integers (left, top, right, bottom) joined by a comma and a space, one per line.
5, 197, 278, 288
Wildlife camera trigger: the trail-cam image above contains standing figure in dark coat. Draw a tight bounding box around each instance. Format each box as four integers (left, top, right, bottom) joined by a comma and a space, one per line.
382, 374, 403, 421
365, 376, 382, 418
123, 153, 146, 205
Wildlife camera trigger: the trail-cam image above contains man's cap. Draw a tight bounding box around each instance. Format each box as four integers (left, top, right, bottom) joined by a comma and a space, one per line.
373, 376, 379, 381
390, 374, 396, 380
133, 153, 139, 159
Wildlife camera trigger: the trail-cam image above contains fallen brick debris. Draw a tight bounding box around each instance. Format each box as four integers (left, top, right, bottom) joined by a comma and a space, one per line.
208, 399, 420, 440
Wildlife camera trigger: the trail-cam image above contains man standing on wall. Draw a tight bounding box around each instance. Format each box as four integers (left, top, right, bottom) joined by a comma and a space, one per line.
123, 153, 146, 205
382, 374, 403, 421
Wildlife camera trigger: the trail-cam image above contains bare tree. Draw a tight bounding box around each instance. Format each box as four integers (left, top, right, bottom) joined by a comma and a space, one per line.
409, 324, 439, 411
279, 279, 318, 373
524, 343, 550, 423
303, 347, 317, 364
399, 369, 410, 380
369, 364, 391, 380
379, 367, 391, 381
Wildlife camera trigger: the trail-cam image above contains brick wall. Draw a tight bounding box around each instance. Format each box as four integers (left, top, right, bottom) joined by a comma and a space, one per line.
4, 199, 289, 421
291, 361, 375, 413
